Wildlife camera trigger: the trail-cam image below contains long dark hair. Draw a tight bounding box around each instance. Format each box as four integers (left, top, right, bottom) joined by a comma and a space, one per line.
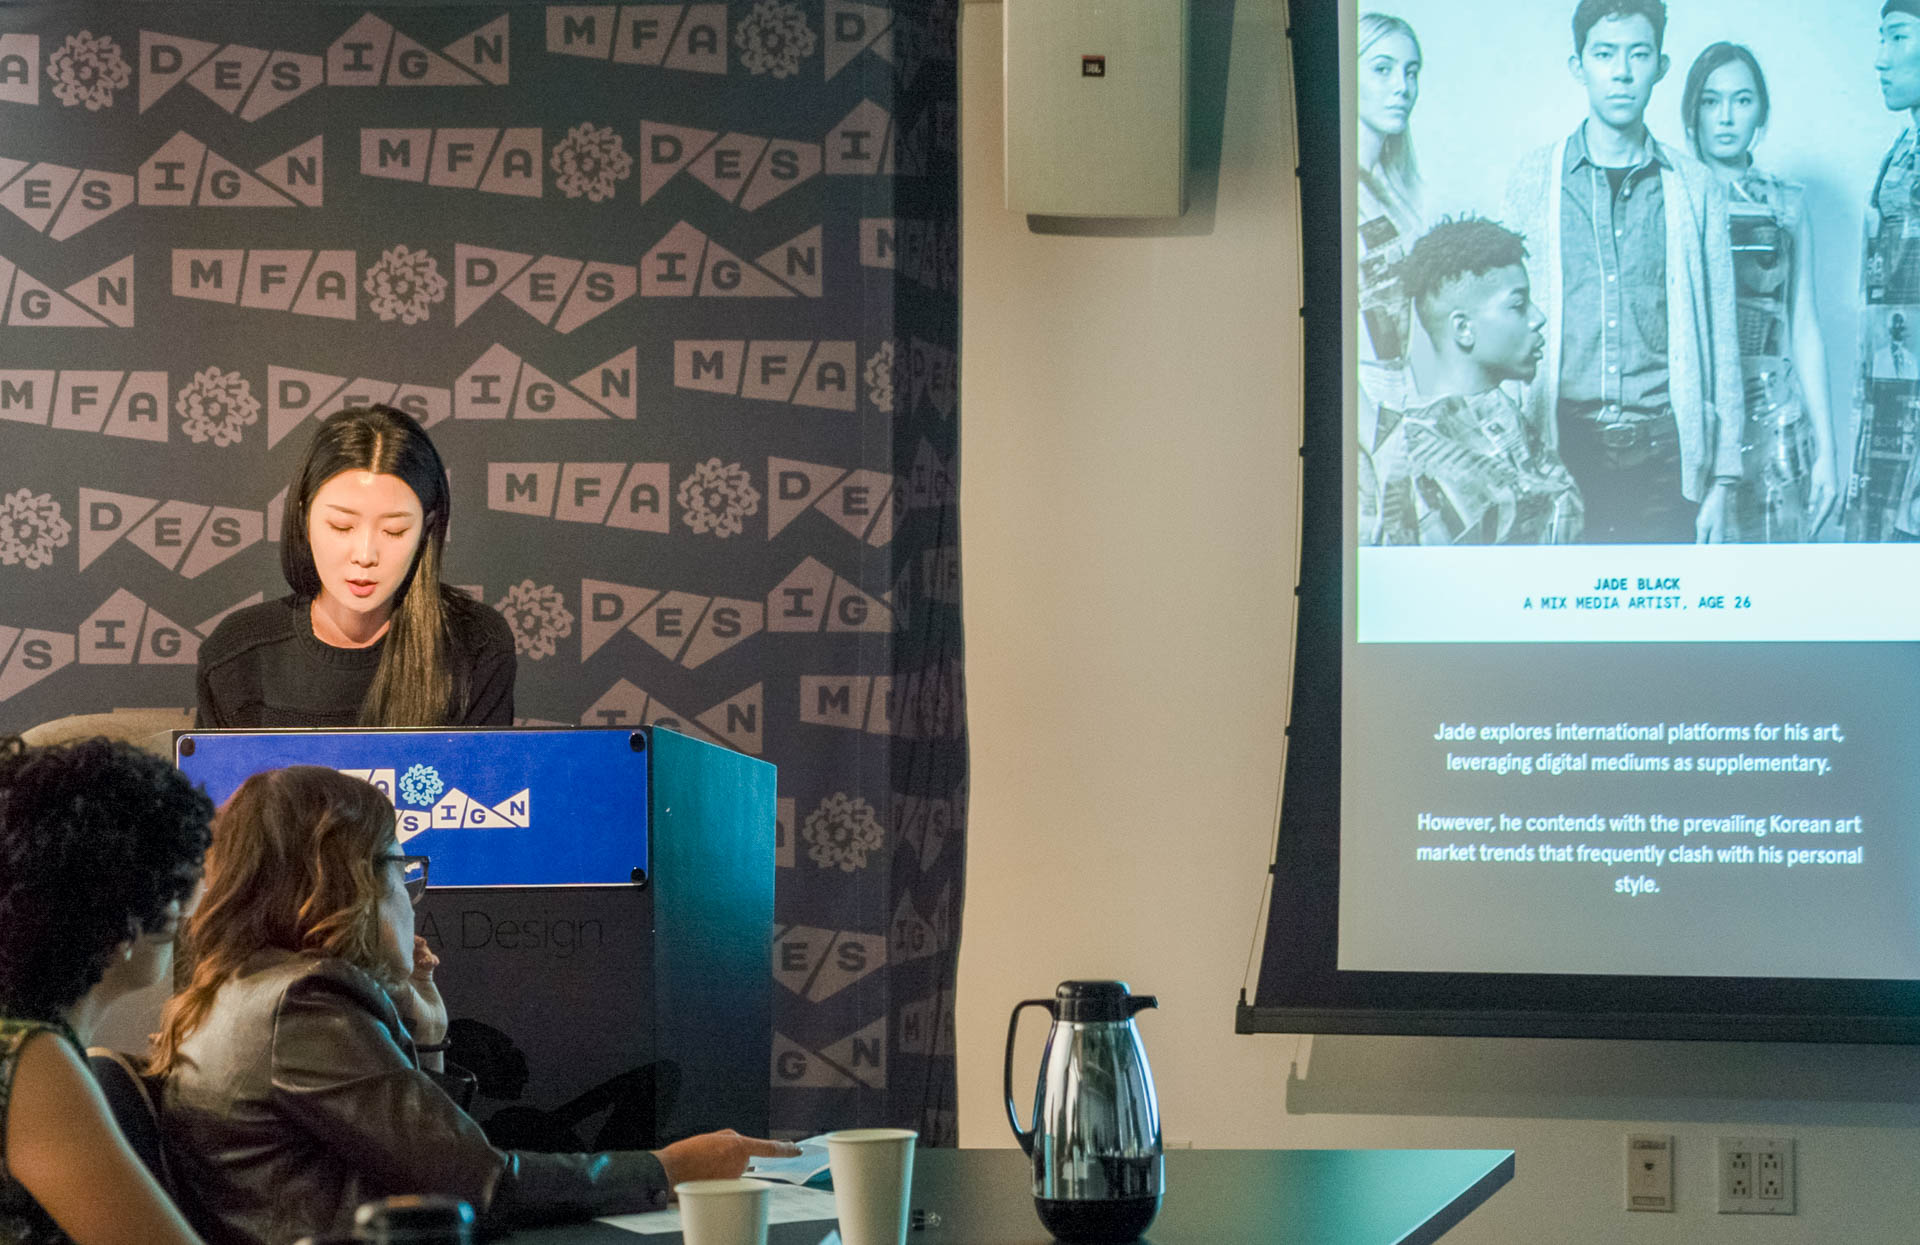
1682, 42, 1771, 163
282, 405, 463, 726
152, 767, 398, 1075
0, 736, 212, 1022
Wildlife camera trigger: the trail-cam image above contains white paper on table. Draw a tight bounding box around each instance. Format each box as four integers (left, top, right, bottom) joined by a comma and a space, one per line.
595, 1184, 840, 1236
743, 1136, 832, 1185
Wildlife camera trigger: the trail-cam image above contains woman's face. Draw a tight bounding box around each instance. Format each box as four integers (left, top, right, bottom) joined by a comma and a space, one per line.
1359, 30, 1420, 138
306, 470, 426, 626
375, 839, 415, 976
96, 894, 190, 1001
1696, 59, 1764, 164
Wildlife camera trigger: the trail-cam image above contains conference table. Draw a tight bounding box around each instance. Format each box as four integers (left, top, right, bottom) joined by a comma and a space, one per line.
500, 1147, 1514, 1244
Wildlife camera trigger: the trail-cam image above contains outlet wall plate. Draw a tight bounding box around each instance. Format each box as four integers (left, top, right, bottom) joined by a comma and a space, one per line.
1718, 1135, 1795, 1215
1625, 1133, 1673, 1212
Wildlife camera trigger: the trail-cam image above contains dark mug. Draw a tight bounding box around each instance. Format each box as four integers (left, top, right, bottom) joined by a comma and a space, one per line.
352, 1195, 475, 1244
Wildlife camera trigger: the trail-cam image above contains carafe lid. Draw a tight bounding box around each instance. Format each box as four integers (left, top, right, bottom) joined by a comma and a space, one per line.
1055, 980, 1156, 1023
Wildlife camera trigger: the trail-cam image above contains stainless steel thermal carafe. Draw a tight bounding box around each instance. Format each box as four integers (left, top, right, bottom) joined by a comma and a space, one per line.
1004, 981, 1161, 1243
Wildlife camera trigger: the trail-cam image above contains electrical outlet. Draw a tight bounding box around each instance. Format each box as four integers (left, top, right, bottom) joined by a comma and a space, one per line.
1625, 1133, 1673, 1212
1718, 1136, 1794, 1215
1724, 1145, 1752, 1200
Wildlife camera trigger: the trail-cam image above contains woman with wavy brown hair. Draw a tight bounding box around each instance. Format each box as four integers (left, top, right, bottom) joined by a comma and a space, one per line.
154, 766, 793, 1245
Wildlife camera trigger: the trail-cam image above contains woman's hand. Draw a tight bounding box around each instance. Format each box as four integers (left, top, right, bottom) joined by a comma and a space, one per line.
399, 935, 448, 1046
655, 1130, 803, 1190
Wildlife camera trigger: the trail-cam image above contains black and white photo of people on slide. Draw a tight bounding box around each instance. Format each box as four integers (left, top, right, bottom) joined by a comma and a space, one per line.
1357, 0, 1920, 545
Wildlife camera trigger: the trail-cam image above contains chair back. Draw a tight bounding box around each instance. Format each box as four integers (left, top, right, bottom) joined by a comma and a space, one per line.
86, 1047, 174, 1194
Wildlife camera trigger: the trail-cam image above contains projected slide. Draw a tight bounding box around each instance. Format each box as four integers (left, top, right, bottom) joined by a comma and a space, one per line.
1342, 1, 1920, 976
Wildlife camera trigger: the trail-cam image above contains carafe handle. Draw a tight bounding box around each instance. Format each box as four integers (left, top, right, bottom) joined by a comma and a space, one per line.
1003, 997, 1054, 1156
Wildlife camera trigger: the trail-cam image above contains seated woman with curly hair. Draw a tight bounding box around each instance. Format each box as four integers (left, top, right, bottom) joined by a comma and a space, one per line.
0, 736, 213, 1245
154, 765, 794, 1245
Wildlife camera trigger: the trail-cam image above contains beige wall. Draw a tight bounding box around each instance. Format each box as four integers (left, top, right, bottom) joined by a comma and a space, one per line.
955, 2, 1920, 1239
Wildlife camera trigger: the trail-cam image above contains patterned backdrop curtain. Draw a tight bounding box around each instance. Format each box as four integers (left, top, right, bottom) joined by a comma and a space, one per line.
0, 0, 962, 1142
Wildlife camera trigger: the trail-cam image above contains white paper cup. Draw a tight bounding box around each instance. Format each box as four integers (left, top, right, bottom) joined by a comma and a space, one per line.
675, 1178, 770, 1245
824, 1128, 917, 1245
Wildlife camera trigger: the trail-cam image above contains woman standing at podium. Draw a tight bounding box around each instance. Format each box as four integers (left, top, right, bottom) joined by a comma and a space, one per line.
195, 405, 516, 728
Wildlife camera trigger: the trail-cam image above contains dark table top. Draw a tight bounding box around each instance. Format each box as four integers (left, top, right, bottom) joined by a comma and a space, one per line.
499, 1146, 1515, 1245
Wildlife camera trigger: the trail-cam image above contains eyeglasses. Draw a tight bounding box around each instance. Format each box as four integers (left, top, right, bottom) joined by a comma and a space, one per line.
377, 854, 431, 905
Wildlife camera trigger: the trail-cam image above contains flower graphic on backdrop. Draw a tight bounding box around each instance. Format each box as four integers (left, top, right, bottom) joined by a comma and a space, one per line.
364, 245, 447, 324
176, 367, 261, 447
802, 793, 885, 871
735, 0, 816, 78
0, 489, 71, 570
48, 32, 130, 110
864, 341, 901, 413
677, 459, 761, 538
399, 764, 445, 807
494, 580, 575, 661
550, 123, 633, 202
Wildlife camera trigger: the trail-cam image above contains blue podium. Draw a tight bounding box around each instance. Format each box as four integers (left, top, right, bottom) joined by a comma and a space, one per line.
175, 726, 775, 1149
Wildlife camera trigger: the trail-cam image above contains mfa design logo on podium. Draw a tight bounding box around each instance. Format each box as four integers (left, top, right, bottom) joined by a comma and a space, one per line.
139, 14, 508, 121
338, 763, 533, 844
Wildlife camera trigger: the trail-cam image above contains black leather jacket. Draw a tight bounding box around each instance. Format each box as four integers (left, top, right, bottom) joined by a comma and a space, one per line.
162, 952, 667, 1245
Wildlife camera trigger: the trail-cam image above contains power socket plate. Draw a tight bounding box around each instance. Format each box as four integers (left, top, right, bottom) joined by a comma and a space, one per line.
1718, 1135, 1794, 1215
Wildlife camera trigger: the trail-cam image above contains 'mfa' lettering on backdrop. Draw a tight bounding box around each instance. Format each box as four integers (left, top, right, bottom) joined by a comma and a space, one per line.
579, 577, 764, 670
172, 249, 354, 318
860, 218, 956, 293
0, 254, 133, 327
455, 245, 636, 332
579, 677, 762, 754
488, 458, 763, 541
0, 34, 39, 104
79, 487, 265, 578
0, 372, 167, 442
546, 5, 725, 73
643, 222, 821, 297
488, 461, 669, 532
800, 663, 965, 740
675, 340, 854, 411
361, 128, 540, 197
140, 13, 507, 120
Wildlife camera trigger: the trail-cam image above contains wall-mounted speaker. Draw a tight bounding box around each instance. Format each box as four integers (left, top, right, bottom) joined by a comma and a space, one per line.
1004, 0, 1188, 218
